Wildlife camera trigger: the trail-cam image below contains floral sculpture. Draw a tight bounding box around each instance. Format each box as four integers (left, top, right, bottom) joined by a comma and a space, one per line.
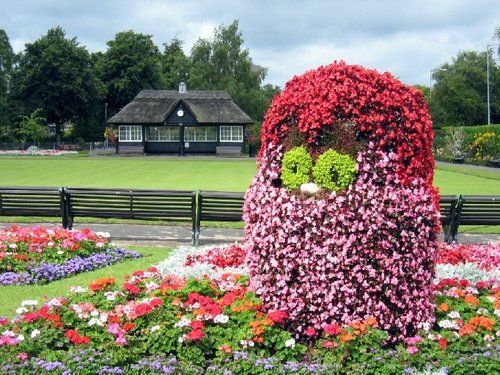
243, 61, 440, 339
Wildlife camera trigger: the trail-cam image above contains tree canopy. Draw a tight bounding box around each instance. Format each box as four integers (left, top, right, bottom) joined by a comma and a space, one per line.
0, 29, 14, 127
98, 30, 164, 115
188, 20, 271, 121
10, 27, 101, 143
430, 50, 500, 126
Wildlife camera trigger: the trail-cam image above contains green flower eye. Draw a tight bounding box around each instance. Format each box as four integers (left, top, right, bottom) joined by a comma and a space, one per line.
281, 146, 313, 190
312, 150, 357, 191
281, 147, 357, 192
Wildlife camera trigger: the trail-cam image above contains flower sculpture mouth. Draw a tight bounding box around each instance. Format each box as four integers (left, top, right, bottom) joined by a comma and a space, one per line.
243, 61, 440, 340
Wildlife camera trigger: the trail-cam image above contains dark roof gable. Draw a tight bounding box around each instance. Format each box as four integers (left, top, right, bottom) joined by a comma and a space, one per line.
107, 90, 253, 125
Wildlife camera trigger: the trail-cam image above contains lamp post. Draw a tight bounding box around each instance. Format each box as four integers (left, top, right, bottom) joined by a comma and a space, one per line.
486, 43, 500, 125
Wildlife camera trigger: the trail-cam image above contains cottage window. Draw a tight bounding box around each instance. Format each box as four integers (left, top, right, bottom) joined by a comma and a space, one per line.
147, 126, 179, 142
184, 126, 217, 142
119, 125, 142, 142
220, 126, 243, 142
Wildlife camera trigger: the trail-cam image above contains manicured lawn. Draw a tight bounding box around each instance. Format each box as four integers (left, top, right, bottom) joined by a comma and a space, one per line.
1, 156, 499, 194
0, 245, 171, 318
434, 163, 500, 195
0, 156, 257, 191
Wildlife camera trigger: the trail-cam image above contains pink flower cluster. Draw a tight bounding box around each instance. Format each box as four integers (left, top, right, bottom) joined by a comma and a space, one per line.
244, 63, 439, 339
245, 149, 440, 338
438, 243, 500, 271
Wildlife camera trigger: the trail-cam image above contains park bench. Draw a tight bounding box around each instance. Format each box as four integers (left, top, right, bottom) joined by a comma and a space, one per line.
118, 144, 144, 155
216, 146, 241, 157
0, 186, 66, 226
64, 187, 196, 242
439, 195, 459, 244
449, 195, 500, 242
194, 190, 245, 245
60, 144, 79, 151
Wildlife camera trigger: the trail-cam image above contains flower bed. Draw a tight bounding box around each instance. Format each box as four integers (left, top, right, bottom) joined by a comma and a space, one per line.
0, 241, 498, 373
0, 226, 141, 285
0, 148, 78, 156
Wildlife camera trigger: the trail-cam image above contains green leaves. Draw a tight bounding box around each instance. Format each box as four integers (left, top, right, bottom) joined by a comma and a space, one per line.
312, 149, 357, 191
281, 147, 357, 192
281, 146, 313, 190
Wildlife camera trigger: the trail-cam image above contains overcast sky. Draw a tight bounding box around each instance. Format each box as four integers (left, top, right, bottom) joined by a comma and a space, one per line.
3, 0, 500, 89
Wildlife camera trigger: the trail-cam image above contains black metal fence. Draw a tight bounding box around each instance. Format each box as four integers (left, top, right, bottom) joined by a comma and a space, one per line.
0, 187, 498, 245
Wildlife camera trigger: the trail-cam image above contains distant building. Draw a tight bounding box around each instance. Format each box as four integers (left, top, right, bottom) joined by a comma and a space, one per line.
106, 83, 252, 156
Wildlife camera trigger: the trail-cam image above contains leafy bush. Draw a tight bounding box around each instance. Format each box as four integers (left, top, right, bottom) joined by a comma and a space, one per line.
280, 146, 312, 190
312, 150, 356, 191
469, 131, 499, 160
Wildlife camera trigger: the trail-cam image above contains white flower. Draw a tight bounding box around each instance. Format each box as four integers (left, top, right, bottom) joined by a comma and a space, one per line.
178, 335, 185, 343
476, 308, 489, 315
151, 325, 160, 332
96, 232, 110, 238
57, 250, 64, 255
174, 317, 191, 328
418, 322, 431, 331
494, 309, 500, 317
47, 298, 64, 308
99, 313, 108, 323
16, 307, 28, 315
90, 310, 99, 317
447, 311, 460, 319
214, 314, 229, 324
285, 338, 296, 348
21, 300, 38, 307
8, 244, 17, 249
17, 334, 24, 342
104, 292, 117, 301
30, 329, 41, 339
47, 241, 54, 247
88, 318, 103, 327
484, 335, 494, 341
438, 319, 458, 330
70, 286, 88, 294
240, 339, 254, 347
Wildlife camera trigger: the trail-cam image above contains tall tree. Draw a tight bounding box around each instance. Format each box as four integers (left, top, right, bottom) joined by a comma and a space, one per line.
430, 50, 500, 126
99, 31, 164, 115
161, 37, 191, 89
188, 20, 269, 121
0, 29, 15, 127
10, 27, 101, 145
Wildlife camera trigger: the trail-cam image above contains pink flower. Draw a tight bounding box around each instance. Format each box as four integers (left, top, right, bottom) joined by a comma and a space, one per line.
305, 326, 316, 337
16, 352, 28, 361
406, 346, 419, 355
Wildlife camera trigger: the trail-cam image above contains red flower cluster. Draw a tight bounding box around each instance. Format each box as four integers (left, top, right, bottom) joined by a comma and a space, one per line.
437, 243, 500, 271
267, 310, 288, 324
23, 305, 65, 328
64, 329, 90, 345
184, 244, 246, 269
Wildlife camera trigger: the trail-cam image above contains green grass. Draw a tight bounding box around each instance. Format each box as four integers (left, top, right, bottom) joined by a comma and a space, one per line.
0, 245, 172, 318
0, 156, 257, 191
434, 163, 500, 195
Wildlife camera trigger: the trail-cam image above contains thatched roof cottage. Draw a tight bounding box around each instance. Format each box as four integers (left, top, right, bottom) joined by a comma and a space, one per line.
107, 83, 253, 156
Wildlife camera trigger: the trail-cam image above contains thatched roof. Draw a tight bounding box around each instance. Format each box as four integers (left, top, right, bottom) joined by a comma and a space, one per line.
107, 90, 253, 125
